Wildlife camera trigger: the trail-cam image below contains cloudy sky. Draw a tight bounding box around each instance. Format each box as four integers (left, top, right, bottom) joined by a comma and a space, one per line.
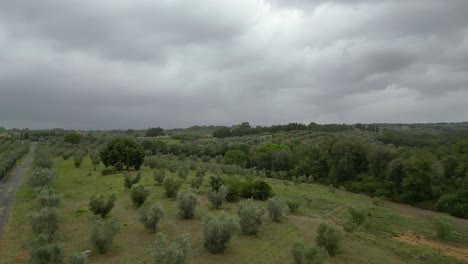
1, 0, 467, 129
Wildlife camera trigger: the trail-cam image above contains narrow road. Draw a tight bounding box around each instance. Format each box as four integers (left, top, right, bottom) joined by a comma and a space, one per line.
0, 143, 35, 238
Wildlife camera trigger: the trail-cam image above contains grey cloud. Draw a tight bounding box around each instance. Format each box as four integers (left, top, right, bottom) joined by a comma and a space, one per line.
0, 0, 467, 129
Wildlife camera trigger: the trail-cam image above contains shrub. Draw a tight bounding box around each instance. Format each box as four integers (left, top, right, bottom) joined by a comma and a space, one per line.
140, 203, 165, 232
190, 176, 203, 189
237, 199, 264, 235
90, 151, 101, 170
154, 233, 191, 264
36, 188, 61, 208
130, 184, 149, 207
267, 197, 284, 222
101, 166, 117, 176
29, 169, 54, 188
207, 185, 228, 209
153, 169, 166, 185
90, 218, 120, 254
195, 168, 206, 178
163, 177, 182, 198
286, 198, 302, 213
123, 172, 142, 189
88, 193, 116, 218
241, 180, 274, 201
34, 153, 53, 169
291, 242, 328, 264
203, 212, 237, 253
73, 152, 84, 168
209, 175, 224, 191
144, 156, 158, 169
315, 222, 343, 256
70, 252, 86, 264
328, 185, 336, 194
434, 216, 453, 240
224, 176, 242, 202
348, 207, 367, 226
62, 151, 72, 161
29, 207, 59, 237
177, 166, 190, 181
177, 191, 198, 219
29, 234, 64, 264
372, 196, 384, 206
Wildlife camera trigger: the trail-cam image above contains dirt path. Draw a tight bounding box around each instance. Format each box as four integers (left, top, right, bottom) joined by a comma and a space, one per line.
0, 143, 35, 238
394, 231, 468, 262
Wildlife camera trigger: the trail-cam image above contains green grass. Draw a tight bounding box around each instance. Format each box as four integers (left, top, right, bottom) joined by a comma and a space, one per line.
0, 157, 467, 263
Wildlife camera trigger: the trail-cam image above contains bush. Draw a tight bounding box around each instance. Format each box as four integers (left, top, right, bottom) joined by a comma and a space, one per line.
70, 252, 86, 264
29, 234, 64, 264
348, 207, 367, 226
315, 222, 343, 256
139, 203, 165, 232
144, 156, 158, 169
196, 168, 206, 178
123, 172, 142, 189
34, 152, 53, 169
241, 180, 274, 201
88, 193, 116, 218
291, 242, 327, 264
29, 169, 54, 188
154, 233, 191, 264
177, 191, 198, 219
73, 151, 84, 168
177, 166, 190, 181
237, 199, 264, 235
209, 175, 225, 191
90, 151, 101, 170
286, 198, 302, 213
433, 216, 453, 240
90, 218, 120, 254
207, 185, 228, 209
153, 169, 166, 185
29, 207, 59, 237
163, 177, 182, 198
130, 184, 149, 207
224, 176, 242, 202
36, 188, 61, 208
267, 197, 284, 222
101, 166, 117, 176
203, 212, 237, 253
372, 196, 384, 206
62, 151, 72, 161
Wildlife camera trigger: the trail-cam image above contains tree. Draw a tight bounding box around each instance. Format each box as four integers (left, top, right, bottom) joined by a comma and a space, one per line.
29, 234, 64, 264
286, 198, 302, 213
88, 193, 116, 218
153, 169, 166, 185
163, 177, 182, 198
29, 207, 59, 237
153, 233, 190, 264
315, 222, 343, 256
177, 191, 198, 219
267, 197, 284, 222
140, 203, 165, 232
203, 212, 237, 253
36, 188, 61, 208
64, 132, 81, 144
401, 151, 436, 203
123, 172, 142, 189
146, 127, 165, 137
291, 242, 328, 264
90, 218, 120, 254
73, 151, 84, 168
100, 137, 145, 171
130, 184, 149, 207
29, 169, 54, 188
207, 185, 228, 209
224, 149, 247, 167
90, 151, 101, 170
237, 199, 264, 235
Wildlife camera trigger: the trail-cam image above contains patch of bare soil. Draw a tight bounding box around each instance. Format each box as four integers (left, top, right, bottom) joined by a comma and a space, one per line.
394, 231, 468, 262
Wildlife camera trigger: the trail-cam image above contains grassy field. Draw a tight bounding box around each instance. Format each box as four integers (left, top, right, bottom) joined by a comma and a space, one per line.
0, 157, 467, 263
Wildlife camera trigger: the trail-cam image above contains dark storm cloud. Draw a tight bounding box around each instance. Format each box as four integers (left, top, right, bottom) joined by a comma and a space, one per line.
0, 0, 467, 129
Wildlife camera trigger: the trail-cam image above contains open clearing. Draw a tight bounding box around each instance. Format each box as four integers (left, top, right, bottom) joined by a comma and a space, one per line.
0, 156, 467, 263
